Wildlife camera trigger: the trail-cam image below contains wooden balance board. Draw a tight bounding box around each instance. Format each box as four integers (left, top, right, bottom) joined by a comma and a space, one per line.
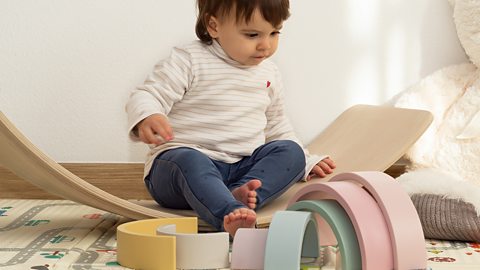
0, 105, 433, 229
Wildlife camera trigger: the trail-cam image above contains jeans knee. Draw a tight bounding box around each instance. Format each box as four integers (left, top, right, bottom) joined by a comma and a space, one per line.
164, 147, 205, 165
271, 140, 306, 166
282, 140, 304, 154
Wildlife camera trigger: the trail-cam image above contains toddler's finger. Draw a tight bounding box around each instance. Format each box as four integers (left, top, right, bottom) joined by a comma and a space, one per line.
312, 165, 326, 178
319, 161, 333, 174
141, 127, 163, 145
323, 158, 336, 169
154, 127, 174, 142
151, 120, 174, 142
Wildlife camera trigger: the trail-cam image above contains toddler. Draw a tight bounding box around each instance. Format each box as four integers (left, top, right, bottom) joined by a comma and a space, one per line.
126, 0, 335, 237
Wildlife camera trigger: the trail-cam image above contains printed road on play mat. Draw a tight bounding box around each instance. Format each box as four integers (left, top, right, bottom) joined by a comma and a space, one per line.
0, 199, 479, 270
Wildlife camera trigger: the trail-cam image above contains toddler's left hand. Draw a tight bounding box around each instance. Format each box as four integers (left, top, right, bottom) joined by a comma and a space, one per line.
307, 157, 336, 180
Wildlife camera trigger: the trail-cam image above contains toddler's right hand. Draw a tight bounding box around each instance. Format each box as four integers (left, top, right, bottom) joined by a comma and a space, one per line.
135, 114, 174, 145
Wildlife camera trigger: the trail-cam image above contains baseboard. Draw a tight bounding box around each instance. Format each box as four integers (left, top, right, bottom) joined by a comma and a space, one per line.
0, 163, 151, 200
0, 162, 407, 200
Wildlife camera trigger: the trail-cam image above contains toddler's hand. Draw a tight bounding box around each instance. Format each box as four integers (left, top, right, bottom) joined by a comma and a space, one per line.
135, 114, 174, 145
307, 157, 336, 180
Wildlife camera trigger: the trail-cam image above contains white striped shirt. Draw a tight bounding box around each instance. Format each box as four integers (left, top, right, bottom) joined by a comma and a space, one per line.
126, 40, 325, 178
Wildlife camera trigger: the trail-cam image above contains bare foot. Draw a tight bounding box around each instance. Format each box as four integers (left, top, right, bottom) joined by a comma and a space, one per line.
223, 208, 256, 237
231, 179, 262, 209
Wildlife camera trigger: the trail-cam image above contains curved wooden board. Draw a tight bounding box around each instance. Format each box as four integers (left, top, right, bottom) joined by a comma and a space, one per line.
0, 111, 184, 220
0, 105, 432, 227
255, 104, 433, 225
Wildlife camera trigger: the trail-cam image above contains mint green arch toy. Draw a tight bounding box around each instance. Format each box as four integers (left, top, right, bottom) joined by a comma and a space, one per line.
288, 200, 362, 270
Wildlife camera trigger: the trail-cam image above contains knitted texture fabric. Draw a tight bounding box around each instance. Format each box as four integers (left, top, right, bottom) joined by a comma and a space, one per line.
411, 194, 480, 242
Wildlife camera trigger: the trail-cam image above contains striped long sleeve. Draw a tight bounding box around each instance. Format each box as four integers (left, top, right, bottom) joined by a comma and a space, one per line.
126, 40, 326, 178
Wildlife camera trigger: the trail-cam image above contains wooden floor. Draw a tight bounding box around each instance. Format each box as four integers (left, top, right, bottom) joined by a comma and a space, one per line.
0, 162, 407, 200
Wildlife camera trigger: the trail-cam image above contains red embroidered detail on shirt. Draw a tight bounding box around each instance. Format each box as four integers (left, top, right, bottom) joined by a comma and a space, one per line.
266, 81, 271, 88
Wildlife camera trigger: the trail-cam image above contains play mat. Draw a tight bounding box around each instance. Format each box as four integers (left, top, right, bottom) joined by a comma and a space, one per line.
1, 199, 479, 270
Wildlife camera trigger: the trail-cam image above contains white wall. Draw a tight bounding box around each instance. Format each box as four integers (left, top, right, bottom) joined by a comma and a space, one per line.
0, 0, 467, 163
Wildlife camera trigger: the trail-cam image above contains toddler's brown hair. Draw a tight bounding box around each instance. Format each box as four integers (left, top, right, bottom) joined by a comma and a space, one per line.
196, 0, 290, 44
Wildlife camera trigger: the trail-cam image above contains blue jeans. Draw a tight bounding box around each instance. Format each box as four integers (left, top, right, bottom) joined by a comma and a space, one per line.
144, 140, 306, 231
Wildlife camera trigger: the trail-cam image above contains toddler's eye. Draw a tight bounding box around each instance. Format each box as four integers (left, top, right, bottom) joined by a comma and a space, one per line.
245, 33, 258, 38
271, 31, 281, 36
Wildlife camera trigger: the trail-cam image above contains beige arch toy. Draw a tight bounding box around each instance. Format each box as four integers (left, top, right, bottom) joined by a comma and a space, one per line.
0, 105, 432, 228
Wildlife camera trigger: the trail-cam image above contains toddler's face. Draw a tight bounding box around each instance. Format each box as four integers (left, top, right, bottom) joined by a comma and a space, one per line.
208, 8, 282, 66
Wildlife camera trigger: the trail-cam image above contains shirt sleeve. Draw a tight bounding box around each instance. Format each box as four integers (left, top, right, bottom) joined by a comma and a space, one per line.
125, 46, 193, 141
264, 67, 329, 180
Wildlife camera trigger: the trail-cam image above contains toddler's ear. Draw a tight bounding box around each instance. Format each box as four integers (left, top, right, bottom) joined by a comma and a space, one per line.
456, 111, 480, 139
206, 15, 220, 38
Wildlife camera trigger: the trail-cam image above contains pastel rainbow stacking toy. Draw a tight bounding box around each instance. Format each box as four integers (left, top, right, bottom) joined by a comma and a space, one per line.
116, 171, 427, 270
